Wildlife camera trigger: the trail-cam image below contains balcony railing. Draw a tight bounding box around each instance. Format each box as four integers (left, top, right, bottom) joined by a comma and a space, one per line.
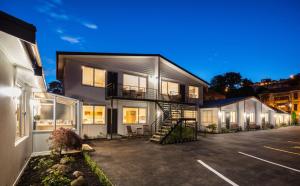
106, 83, 198, 104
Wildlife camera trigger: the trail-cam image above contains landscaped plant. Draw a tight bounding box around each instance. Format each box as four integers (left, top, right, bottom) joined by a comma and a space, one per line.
221, 127, 230, 133
84, 152, 113, 186
291, 111, 297, 125
207, 124, 217, 133
42, 170, 71, 186
33, 157, 54, 170
48, 128, 82, 156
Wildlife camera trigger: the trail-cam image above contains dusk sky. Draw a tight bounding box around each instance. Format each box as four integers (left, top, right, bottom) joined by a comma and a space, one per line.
1, 0, 299, 83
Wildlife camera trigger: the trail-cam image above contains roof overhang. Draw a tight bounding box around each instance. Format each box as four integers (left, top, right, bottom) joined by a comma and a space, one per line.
56, 51, 209, 86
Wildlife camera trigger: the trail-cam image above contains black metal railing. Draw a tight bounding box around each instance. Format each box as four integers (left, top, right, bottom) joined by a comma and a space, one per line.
160, 118, 198, 144
106, 83, 199, 104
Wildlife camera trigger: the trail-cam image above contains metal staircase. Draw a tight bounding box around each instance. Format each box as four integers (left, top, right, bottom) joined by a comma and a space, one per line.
150, 101, 183, 143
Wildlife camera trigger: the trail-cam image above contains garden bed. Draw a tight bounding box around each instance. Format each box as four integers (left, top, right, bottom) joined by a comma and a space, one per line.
17, 152, 102, 186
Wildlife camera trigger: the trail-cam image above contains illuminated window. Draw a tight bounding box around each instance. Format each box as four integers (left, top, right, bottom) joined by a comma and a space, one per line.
202, 110, 213, 123
123, 74, 147, 92
184, 110, 197, 119
123, 107, 147, 124
82, 105, 105, 124
15, 92, 25, 141
221, 111, 226, 123
249, 113, 255, 123
82, 66, 105, 87
230, 111, 236, 123
161, 81, 179, 95
262, 113, 269, 123
189, 86, 199, 98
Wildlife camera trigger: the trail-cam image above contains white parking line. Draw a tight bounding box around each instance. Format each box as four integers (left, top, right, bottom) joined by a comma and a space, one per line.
197, 160, 239, 186
238, 152, 300, 173
264, 146, 300, 156
288, 141, 300, 145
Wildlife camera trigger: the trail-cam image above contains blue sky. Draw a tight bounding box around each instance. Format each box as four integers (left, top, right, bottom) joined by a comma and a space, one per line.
1, 0, 299, 83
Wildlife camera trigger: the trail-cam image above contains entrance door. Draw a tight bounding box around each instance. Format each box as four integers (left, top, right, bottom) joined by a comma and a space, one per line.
107, 72, 118, 97
107, 109, 118, 134
225, 112, 230, 129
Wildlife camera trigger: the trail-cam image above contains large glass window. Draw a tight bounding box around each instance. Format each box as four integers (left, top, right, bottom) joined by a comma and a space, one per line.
202, 110, 213, 123
123, 74, 147, 92
161, 81, 179, 95
82, 66, 105, 87
82, 105, 105, 124
189, 86, 199, 98
33, 93, 79, 131
123, 107, 147, 124
184, 110, 197, 119
249, 113, 255, 123
262, 113, 269, 123
230, 111, 236, 123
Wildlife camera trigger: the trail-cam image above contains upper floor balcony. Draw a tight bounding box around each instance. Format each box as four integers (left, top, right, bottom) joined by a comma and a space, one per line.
105, 83, 200, 105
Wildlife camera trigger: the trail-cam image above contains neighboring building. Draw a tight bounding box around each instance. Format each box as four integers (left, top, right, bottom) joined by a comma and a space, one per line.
56, 52, 209, 141
259, 87, 300, 122
204, 88, 226, 101
0, 11, 45, 185
200, 96, 290, 132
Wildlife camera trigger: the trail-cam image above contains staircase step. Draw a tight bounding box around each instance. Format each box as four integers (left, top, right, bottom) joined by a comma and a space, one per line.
161, 126, 171, 129
153, 134, 163, 138
150, 137, 161, 142
156, 131, 167, 135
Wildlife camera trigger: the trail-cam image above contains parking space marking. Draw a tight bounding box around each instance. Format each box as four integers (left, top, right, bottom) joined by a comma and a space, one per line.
288, 141, 300, 144
264, 146, 300, 156
238, 152, 300, 173
197, 160, 239, 186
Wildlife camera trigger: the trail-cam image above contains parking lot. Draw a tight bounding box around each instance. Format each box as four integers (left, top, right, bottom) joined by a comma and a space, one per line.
89, 126, 300, 186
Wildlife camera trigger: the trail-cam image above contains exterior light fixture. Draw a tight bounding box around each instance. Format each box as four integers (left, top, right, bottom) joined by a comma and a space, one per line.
0, 86, 22, 98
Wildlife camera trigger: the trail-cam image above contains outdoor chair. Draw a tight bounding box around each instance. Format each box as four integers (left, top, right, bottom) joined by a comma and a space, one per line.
230, 124, 239, 132
127, 126, 137, 138
142, 125, 151, 136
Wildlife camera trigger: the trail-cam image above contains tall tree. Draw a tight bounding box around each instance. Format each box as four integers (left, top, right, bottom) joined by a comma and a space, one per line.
224, 72, 242, 89
48, 80, 63, 95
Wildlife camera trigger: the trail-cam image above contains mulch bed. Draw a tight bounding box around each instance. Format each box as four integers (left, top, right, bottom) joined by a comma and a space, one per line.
17, 153, 101, 186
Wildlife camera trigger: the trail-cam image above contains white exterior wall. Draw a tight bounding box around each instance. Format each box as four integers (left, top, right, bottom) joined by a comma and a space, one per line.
0, 39, 33, 185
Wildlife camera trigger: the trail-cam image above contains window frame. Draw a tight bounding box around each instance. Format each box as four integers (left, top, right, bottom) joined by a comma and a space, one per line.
161, 80, 179, 95
123, 73, 147, 92
202, 110, 213, 123
122, 107, 147, 125
188, 86, 199, 99
82, 105, 106, 125
81, 65, 106, 88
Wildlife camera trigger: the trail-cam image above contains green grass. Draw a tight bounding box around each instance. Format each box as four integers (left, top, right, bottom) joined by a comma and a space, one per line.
83, 152, 113, 186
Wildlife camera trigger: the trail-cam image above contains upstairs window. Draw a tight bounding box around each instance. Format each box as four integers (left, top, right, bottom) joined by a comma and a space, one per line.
294, 104, 298, 111
82, 66, 106, 87
294, 93, 298, 100
161, 81, 179, 95
189, 86, 199, 98
123, 74, 147, 92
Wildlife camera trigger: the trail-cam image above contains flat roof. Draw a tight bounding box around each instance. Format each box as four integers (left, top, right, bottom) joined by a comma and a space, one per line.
0, 11, 36, 43
56, 51, 209, 85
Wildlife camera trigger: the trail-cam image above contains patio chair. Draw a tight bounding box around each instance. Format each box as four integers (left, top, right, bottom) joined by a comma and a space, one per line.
127, 126, 137, 138
142, 125, 151, 136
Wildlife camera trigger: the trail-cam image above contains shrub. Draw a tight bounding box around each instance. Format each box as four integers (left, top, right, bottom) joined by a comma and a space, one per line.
33, 157, 54, 170
207, 124, 217, 133
49, 128, 82, 156
42, 170, 71, 186
221, 127, 230, 133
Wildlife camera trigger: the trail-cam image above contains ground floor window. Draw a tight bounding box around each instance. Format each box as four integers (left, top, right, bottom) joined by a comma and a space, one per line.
33, 93, 78, 131
123, 107, 146, 124
15, 90, 25, 141
202, 110, 213, 123
82, 105, 105, 124
249, 113, 255, 123
230, 111, 236, 123
262, 113, 269, 123
184, 110, 197, 119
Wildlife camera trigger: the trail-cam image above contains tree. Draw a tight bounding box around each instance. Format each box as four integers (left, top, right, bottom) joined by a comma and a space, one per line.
241, 78, 253, 87
210, 75, 226, 93
224, 72, 242, 89
291, 111, 297, 125
48, 80, 63, 95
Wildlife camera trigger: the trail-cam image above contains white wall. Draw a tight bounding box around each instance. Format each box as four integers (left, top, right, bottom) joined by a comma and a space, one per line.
0, 49, 33, 185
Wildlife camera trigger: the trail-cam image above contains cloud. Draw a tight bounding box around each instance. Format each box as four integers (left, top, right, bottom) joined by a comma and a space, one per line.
60, 36, 82, 44
83, 22, 98, 30
56, 28, 64, 34
48, 12, 69, 20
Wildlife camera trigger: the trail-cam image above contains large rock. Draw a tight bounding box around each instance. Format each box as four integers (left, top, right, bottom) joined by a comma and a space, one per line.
73, 170, 84, 178
82, 144, 95, 152
71, 176, 86, 186
49, 164, 71, 174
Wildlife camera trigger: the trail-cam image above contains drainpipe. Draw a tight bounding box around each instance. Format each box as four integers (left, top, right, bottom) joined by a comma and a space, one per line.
110, 99, 113, 140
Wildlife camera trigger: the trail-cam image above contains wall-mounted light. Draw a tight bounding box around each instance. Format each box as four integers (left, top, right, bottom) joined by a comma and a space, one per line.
157, 110, 161, 117
0, 86, 22, 98
149, 75, 158, 83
